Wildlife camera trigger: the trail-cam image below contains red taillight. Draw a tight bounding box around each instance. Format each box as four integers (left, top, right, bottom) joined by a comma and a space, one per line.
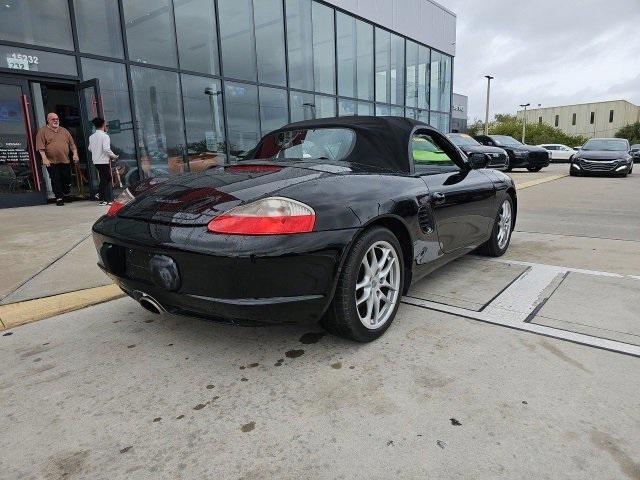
106, 188, 135, 217
106, 201, 126, 217
208, 197, 315, 235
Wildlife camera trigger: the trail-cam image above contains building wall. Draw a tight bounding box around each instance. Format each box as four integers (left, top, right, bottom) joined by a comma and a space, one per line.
324, 0, 456, 56
450, 92, 467, 132
518, 100, 640, 139
0, 0, 455, 193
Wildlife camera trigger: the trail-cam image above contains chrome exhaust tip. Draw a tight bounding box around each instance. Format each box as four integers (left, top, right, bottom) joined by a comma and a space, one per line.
138, 294, 165, 315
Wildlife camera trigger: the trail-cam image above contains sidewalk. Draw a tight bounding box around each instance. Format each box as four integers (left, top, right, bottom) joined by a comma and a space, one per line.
0, 201, 122, 329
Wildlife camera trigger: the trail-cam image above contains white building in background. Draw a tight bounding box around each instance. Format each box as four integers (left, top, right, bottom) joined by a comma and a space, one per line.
518, 100, 640, 139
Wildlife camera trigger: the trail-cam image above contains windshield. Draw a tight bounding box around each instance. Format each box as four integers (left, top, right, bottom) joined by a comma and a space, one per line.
490, 135, 523, 147
582, 139, 629, 151
447, 134, 481, 147
254, 128, 356, 161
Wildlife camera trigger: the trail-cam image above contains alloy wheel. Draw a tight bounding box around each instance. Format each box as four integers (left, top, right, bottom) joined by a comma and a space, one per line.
354, 241, 401, 329
496, 200, 512, 250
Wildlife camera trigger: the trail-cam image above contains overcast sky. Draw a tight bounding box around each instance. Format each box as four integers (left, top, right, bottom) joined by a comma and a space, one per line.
437, 0, 640, 121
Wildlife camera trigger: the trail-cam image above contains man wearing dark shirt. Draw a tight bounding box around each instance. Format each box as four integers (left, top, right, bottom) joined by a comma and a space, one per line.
35, 113, 78, 206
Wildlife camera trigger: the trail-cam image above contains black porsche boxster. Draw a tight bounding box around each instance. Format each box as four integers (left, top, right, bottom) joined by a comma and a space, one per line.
92, 117, 517, 342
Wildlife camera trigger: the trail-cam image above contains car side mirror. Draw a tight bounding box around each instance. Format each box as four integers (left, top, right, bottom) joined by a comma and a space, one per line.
468, 153, 489, 169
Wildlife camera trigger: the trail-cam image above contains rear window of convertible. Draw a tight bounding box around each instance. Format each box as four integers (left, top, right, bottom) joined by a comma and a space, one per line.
254, 128, 356, 161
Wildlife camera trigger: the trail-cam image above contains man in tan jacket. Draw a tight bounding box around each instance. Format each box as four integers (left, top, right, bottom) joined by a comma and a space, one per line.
35, 112, 79, 206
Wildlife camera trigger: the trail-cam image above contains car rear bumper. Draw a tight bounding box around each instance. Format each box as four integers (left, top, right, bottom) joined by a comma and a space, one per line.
92, 217, 358, 324
511, 153, 550, 168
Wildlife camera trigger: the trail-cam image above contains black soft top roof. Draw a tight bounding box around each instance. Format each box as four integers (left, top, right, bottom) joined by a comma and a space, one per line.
248, 116, 435, 173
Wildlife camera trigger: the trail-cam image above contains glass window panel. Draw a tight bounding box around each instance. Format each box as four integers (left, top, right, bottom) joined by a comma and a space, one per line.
390, 106, 405, 117
174, 0, 219, 75
356, 20, 374, 101
291, 92, 335, 121
75, 0, 124, 58
312, 3, 335, 94
123, 0, 177, 67
0, 0, 73, 50
336, 13, 356, 99
315, 95, 336, 119
290, 91, 314, 123
376, 105, 390, 116
219, 0, 257, 81
180, 74, 227, 172
417, 109, 429, 124
418, 46, 429, 109
357, 102, 373, 116
130, 66, 185, 177
254, 0, 286, 86
405, 41, 418, 108
338, 99, 356, 117
286, 0, 314, 91
405, 108, 417, 120
375, 28, 390, 104
225, 82, 260, 159
430, 52, 452, 112
260, 87, 288, 135
390, 34, 404, 106
81, 59, 136, 186
0, 45, 77, 76
430, 112, 450, 132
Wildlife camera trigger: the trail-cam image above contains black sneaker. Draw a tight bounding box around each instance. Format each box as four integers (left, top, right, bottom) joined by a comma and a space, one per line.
56, 198, 64, 206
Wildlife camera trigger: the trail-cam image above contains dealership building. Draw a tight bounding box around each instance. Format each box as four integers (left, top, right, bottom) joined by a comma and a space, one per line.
0, 0, 456, 208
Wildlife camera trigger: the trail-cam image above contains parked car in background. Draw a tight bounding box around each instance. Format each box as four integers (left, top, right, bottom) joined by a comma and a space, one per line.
538, 144, 577, 162
446, 133, 509, 171
570, 138, 633, 177
474, 135, 550, 172
630, 144, 640, 161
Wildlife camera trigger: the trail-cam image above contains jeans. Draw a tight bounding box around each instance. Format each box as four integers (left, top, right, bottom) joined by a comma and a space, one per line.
95, 164, 113, 202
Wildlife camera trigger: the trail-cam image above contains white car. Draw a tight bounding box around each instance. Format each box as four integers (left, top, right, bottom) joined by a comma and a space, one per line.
538, 144, 577, 162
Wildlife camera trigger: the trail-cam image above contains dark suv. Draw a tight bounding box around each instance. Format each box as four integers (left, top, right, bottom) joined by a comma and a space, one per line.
474, 134, 550, 172
631, 144, 640, 161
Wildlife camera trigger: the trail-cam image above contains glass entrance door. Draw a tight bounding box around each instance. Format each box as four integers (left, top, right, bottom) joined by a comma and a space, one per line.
0, 77, 43, 208
77, 79, 104, 199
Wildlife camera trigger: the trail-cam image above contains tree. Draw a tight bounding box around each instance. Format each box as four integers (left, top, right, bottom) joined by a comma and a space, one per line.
467, 114, 588, 146
615, 122, 640, 145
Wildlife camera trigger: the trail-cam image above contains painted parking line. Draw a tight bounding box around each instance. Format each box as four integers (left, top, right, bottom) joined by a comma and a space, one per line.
402, 257, 640, 357
514, 173, 569, 189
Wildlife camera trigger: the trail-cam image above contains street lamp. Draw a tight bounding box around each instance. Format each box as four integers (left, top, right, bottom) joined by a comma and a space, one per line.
204, 86, 222, 147
484, 75, 494, 134
302, 102, 317, 120
520, 103, 530, 143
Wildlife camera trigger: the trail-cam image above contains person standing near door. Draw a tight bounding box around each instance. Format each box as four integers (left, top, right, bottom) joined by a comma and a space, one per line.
88, 117, 118, 206
35, 112, 79, 206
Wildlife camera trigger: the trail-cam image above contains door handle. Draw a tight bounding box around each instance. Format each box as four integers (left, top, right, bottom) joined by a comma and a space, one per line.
431, 192, 446, 205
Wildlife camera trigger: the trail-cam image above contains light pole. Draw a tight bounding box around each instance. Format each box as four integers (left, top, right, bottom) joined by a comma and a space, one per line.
484, 75, 494, 134
204, 86, 222, 147
520, 103, 530, 143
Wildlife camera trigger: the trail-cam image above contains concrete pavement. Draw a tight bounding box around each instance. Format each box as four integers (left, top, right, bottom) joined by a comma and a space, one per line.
0, 164, 638, 478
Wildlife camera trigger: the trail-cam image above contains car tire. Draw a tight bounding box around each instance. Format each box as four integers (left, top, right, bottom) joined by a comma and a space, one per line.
570, 169, 579, 177
478, 196, 514, 257
527, 166, 542, 172
321, 226, 404, 342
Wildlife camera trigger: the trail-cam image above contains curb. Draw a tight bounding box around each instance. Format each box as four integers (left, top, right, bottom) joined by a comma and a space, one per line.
517, 173, 569, 190
0, 284, 124, 331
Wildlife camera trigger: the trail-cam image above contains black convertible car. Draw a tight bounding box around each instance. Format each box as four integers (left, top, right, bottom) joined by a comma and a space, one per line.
93, 117, 517, 342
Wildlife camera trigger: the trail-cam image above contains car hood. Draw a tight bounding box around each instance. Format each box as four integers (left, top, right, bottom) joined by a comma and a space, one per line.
577, 150, 629, 160
118, 162, 342, 226
459, 145, 505, 154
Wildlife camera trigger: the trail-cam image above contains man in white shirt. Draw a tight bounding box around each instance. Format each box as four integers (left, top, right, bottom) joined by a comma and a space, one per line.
89, 117, 118, 205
